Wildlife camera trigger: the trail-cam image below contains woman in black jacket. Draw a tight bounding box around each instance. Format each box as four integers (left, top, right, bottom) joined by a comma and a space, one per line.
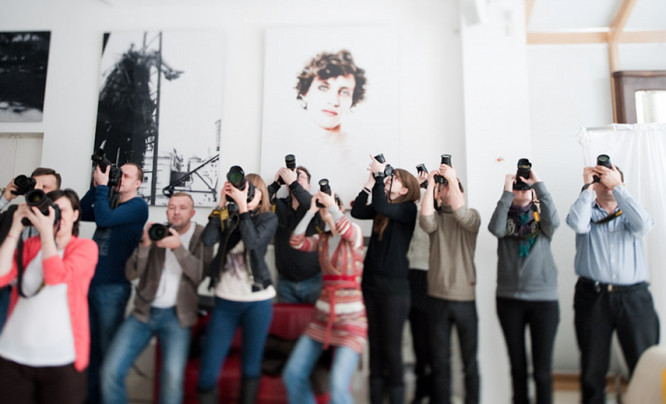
351, 156, 420, 404
197, 173, 278, 404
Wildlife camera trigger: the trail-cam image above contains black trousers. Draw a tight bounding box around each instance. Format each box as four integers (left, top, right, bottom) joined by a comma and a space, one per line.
364, 292, 410, 394
496, 297, 559, 404
574, 277, 660, 404
427, 297, 479, 404
408, 269, 432, 399
0, 356, 87, 404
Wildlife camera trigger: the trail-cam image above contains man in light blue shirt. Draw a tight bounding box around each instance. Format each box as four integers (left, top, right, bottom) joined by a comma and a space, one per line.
566, 161, 659, 404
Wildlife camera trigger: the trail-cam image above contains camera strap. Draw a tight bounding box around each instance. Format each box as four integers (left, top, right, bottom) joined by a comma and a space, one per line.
15, 238, 45, 299
593, 209, 623, 225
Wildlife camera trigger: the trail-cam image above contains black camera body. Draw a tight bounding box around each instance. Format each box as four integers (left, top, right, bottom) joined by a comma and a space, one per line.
277, 154, 297, 185
434, 154, 452, 185
21, 189, 61, 227
316, 179, 331, 208
374, 154, 394, 177
513, 158, 532, 191
416, 164, 428, 189
148, 223, 174, 241
593, 154, 612, 183
226, 166, 256, 213
91, 148, 122, 188
11, 175, 37, 196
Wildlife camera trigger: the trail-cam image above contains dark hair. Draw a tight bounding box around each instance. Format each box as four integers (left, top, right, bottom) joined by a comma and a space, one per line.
30, 167, 61, 189
296, 50, 367, 107
122, 163, 144, 183
373, 169, 420, 240
47, 188, 81, 237
296, 166, 311, 184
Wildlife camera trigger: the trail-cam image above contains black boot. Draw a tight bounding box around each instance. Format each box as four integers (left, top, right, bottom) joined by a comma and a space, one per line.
370, 377, 385, 404
388, 385, 405, 404
240, 377, 261, 404
197, 388, 217, 404
411, 373, 431, 404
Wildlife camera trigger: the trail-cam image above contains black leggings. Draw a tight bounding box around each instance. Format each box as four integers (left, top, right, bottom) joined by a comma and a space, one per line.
496, 297, 559, 404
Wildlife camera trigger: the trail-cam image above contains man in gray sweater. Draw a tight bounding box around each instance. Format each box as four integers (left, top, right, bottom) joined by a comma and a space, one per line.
420, 163, 481, 404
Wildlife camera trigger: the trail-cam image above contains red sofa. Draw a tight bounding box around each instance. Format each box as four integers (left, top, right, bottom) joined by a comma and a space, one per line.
154, 302, 329, 404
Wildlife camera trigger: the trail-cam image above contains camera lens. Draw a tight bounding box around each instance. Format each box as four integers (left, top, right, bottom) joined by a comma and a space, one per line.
596, 154, 611, 168
441, 154, 452, 167
26, 189, 46, 206
226, 166, 245, 187
374, 154, 386, 163
285, 154, 296, 170
319, 179, 331, 194
148, 223, 171, 241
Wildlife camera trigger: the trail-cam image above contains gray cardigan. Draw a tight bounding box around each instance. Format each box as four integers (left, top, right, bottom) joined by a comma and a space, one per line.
487, 181, 559, 301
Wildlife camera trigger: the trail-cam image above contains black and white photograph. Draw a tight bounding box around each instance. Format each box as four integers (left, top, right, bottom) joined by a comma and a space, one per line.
94, 30, 224, 206
0, 31, 50, 122
260, 27, 400, 206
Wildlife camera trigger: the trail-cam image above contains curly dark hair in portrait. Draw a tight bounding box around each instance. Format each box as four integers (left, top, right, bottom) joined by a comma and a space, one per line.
296, 50, 367, 107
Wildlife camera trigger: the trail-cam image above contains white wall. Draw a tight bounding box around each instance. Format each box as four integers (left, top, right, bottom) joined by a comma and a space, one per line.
0, 0, 465, 233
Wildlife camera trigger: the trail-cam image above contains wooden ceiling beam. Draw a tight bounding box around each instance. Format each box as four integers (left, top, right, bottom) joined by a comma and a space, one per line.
609, 0, 638, 42
525, 0, 535, 28
527, 30, 666, 45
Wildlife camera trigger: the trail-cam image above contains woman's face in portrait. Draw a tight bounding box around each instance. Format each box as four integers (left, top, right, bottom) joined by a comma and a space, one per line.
302, 74, 356, 132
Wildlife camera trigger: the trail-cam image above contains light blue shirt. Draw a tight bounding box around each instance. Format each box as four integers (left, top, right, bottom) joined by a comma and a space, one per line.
566, 185, 654, 284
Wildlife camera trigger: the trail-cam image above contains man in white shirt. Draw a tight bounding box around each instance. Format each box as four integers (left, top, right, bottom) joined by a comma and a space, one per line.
100, 192, 212, 404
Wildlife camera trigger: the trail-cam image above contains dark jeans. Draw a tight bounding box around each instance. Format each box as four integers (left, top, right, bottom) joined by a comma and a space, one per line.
408, 269, 431, 399
276, 273, 323, 304
496, 297, 559, 404
0, 356, 87, 404
364, 292, 410, 397
197, 297, 273, 391
0, 285, 10, 331
427, 297, 479, 404
87, 283, 131, 404
574, 277, 660, 404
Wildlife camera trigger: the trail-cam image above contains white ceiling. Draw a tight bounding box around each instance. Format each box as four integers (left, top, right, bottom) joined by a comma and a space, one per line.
528, 0, 666, 32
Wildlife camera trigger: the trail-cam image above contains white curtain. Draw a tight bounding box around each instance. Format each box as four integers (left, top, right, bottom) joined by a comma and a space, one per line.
577, 123, 666, 374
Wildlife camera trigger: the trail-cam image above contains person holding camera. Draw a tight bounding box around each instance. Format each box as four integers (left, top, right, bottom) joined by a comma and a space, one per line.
0, 189, 98, 404
0, 167, 62, 331
283, 186, 366, 404
488, 163, 560, 404
351, 155, 420, 404
420, 162, 481, 404
80, 163, 149, 404
101, 192, 212, 404
268, 164, 322, 303
566, 157, 659, 404
197, 171, 278, 404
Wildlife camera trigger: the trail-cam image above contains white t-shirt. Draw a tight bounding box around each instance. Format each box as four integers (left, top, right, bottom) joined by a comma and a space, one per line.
0, 250, 76, 366
214, 241, 275, 302
151, 223, 195, 308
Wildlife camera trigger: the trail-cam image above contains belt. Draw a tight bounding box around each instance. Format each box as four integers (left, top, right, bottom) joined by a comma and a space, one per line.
579, 276, 647, 293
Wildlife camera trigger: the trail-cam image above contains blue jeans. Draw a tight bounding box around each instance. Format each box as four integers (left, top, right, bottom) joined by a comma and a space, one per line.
276, 273, 322, 304
101, 308, 191, 404
88, 283, 132, 404
197, 297, 273, 391
283, 335, 359, 404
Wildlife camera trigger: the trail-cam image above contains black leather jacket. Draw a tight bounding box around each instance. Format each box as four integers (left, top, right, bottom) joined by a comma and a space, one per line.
204, 208, 278, 291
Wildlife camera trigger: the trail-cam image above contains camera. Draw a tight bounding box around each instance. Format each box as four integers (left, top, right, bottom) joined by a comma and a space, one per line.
21, 189, 61, 227
11, 175, 37, 196
91, 148, 122, 187
434, 154, 452, 185
316, 178, 331, 208
226, 166, 256, 213
513, 158, 532, 190
416, 164, 428, 189
277, 154, 297, 185
148, 223, 174, 241
593, 154, 611, 183
374, 154, 394, 177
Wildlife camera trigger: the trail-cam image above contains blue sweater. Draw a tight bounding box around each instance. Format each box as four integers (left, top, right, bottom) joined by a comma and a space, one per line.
81, 185, 148, 286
